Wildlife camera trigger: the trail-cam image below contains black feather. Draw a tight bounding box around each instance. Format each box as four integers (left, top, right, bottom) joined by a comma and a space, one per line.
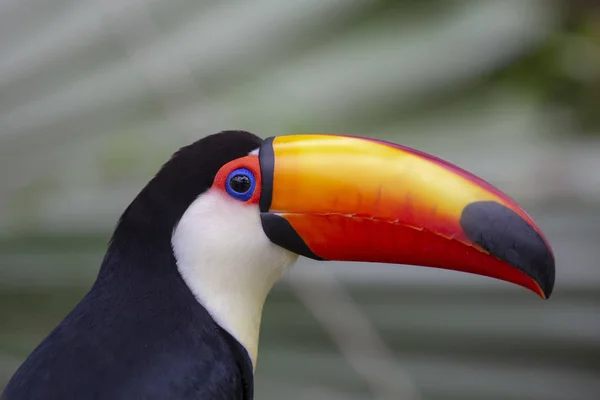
2, 131, 262, 400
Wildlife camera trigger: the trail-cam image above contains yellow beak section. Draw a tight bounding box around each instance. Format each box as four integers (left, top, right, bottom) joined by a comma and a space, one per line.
258, 134, 555, 298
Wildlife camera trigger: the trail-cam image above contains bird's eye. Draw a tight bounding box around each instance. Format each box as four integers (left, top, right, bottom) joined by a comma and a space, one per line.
225, 168, 256, 201
230, 175, 251, 193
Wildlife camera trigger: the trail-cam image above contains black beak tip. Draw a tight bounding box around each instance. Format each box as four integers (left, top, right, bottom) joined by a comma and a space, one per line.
460, 201, 555, 299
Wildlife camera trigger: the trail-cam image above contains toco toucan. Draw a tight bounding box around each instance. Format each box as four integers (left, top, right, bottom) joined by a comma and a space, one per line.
2, 131, 555, 399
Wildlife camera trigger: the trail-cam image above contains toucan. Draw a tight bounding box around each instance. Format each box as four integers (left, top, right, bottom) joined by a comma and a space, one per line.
2, 130, 555, 400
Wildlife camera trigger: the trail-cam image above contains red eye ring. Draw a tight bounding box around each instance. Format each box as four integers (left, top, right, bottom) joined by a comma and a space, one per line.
212, 155, 262, 204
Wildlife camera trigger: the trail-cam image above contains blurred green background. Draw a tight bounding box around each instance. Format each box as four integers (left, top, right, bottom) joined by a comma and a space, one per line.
1, 0, 599, 399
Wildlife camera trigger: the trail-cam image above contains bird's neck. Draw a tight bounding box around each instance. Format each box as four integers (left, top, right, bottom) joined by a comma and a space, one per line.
177, 261, 277, 369
102, 242, 272, 371
107, 188, 298, 369
171, 223, 295, 369
170, 190, 298, 369
85, 245, 255, 399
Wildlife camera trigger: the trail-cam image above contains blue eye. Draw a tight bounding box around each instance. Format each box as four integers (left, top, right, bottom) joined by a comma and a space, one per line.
225, 168, 256, 201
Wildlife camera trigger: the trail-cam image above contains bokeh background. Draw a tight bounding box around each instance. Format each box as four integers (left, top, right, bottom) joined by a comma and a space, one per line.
1, 0, 599, 399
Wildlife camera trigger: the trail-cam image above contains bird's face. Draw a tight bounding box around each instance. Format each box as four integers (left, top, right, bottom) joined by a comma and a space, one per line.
167, 131, 554, 368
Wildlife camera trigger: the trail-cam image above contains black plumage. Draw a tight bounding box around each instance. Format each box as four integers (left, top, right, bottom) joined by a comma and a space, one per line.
2, 131, 261, 400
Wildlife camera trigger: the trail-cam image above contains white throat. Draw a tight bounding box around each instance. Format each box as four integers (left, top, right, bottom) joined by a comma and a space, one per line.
172, 189, 298, 369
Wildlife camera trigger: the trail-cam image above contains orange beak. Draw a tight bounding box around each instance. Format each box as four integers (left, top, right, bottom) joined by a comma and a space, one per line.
258, 135, 555, 298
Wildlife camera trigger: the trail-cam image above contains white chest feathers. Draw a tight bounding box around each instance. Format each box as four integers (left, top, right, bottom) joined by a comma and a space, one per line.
171, 189, 298, 369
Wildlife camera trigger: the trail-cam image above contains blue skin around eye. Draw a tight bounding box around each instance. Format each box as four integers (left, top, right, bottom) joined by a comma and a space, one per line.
225, 168, 256, 201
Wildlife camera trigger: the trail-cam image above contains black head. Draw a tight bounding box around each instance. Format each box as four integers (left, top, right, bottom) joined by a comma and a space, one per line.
110, 130, 263, 253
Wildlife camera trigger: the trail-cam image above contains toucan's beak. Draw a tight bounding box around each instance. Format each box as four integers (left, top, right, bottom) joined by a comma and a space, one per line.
258, 135, 555, 299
